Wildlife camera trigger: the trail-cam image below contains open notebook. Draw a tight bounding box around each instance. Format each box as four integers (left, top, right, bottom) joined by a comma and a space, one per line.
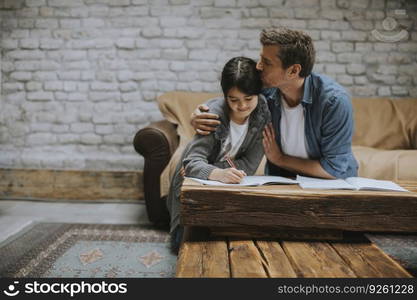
186, 175, 298, 186
296, 175, 408, 192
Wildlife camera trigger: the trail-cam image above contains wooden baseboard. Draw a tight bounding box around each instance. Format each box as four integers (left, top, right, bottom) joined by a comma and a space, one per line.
0, 168, 143, 202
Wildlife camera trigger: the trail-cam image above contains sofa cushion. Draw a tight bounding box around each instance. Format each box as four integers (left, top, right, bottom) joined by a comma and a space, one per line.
353, 146, 417, 181
352, 98, 417, 150
157, 91, 220, 145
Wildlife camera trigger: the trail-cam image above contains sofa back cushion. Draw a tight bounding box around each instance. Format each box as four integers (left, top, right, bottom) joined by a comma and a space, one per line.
157, 91, 220, 146
352, 98, 417, 150
158, 91, 417, 150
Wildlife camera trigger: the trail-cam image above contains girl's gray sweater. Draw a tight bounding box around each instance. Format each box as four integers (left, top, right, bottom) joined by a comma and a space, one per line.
166, 94, 271, 233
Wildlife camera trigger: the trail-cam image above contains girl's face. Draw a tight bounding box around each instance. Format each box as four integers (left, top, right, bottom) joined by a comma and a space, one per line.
226, 87, 258, 123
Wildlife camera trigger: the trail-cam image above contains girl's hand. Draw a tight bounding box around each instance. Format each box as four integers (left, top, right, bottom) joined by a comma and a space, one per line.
263, 123, 284, 165
209, 168, 246, 184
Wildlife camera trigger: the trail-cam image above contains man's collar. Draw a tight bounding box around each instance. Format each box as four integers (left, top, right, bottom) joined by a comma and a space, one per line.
301, 74, 313, 105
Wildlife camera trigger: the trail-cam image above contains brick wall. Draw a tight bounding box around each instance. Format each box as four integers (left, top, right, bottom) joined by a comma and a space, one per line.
1, 0, 416, 171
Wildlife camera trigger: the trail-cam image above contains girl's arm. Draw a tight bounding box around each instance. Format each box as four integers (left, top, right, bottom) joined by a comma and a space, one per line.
212, 133, 264, 176
182, 134, 220, 180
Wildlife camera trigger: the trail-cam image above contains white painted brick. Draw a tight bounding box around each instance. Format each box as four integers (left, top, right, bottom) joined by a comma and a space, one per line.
347, 64, 366, 75
96, 71, 115, 82
117, 71, 135, 82
341, 31, 368, 41
83, 18, 105, 28
10, 72, 32, 81
392, 86, 409, 96
26, 133, 56, 145
316, 51, 336, 62
325, 64, 346, 74
355, 42, 373, 52
337, 53, 362, 63
95, 125, 114, 135
103, 135, 125, 144
162, 49, 188, 60
320, 9, 344, 20
71, 123, 94, 133
20, 39, 39, 49
81, 71, 95, 81
321, 31, 341, 40
3, 83, 25, 91
116, 38, 136, 49
1, 39, 18, 49
331, 42, 354, 52
26, 0, 46, 7
18, 19, 35, 29
10, 30, 30, 39
81, 134, 102, 145
109, 0, 130, 6
377, 86, 391, 96
120, 82, 138, 92
31, 123, 52, 132
35, 19, 58, 29
27, 91, 54, 101
376, 65, 397, 75
26, 81, 43, 91
90, 92, 121, 102
60, 19, 81, 28
49, 0, 84, 7
142, 27, 163, 37
5, 92, 26, 103
91, 82, 118, 91
68, 93, 87, 101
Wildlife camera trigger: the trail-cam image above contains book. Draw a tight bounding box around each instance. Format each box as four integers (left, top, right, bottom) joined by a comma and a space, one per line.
296, 175, 408, 192
186, 175, 298, 186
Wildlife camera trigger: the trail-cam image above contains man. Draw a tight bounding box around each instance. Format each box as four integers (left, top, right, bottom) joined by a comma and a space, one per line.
191, 27, 358, 179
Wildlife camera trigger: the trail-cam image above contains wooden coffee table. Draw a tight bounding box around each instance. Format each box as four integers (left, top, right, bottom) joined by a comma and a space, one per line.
177, 180, 417, 277
176, 226, 412, 278
180, 179, 417, 237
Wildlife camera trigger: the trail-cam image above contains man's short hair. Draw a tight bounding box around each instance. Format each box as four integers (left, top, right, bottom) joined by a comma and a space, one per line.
260, 27, 315, 78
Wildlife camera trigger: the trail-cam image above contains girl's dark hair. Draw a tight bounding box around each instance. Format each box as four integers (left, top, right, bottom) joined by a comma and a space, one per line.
221, 57, 262, 97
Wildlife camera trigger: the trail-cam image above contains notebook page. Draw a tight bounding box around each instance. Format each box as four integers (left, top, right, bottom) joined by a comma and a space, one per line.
241, 176, 298, 185
345, 177, 408, 192
296, 175, 356, 190
186, 176, 297, 186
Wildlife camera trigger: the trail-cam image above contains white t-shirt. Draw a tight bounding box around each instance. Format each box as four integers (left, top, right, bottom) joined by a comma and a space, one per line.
280, 98, 309, 159
219, 119, 249, 160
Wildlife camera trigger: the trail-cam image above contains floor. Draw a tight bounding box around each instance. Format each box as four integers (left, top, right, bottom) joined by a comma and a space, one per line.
0, 199, 152, 244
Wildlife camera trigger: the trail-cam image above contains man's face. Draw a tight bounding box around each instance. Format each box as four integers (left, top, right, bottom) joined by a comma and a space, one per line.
256, 45, 289, 88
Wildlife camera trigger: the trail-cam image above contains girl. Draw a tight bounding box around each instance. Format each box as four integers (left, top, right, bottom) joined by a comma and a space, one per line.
167, 57, 271, 253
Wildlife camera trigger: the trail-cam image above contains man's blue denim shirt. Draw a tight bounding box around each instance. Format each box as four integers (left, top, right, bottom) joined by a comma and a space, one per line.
261, 72, 358, 179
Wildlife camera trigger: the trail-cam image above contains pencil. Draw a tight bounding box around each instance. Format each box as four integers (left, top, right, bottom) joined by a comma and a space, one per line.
225, 156, 237, 169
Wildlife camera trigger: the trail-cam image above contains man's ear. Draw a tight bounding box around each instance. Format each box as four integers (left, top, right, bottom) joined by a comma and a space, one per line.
287, 64, 301, 78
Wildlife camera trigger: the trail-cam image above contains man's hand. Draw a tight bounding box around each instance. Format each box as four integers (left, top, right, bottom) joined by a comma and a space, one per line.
262, 123, 284, 165
190, 104, 221, 135
209, 168, 246, 184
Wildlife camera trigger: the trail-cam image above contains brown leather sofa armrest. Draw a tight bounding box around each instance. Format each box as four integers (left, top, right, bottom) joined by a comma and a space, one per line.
134, 120, 179, 159
133, 120, 179, 226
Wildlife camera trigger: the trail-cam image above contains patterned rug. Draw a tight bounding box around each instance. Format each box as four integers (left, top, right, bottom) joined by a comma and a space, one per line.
0, 223, 177, 278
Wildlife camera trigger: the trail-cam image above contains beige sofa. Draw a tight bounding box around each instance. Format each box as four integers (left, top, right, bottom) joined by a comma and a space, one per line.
134, 91, 417, 225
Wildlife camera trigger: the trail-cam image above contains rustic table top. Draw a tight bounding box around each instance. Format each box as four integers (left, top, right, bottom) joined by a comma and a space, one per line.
176, 227, 413, 278
180, 179, 417, 233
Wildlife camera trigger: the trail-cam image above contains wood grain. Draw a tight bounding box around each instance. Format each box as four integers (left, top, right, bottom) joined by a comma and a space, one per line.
254, 240, 297, 277
176, 227, 230, 278
332, 242, 412, 278
210, 226, 343, 240
181, 181, 417, 232
228, 239, 267, 278
281, 241, 357, 277
0, 168, 143, 201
